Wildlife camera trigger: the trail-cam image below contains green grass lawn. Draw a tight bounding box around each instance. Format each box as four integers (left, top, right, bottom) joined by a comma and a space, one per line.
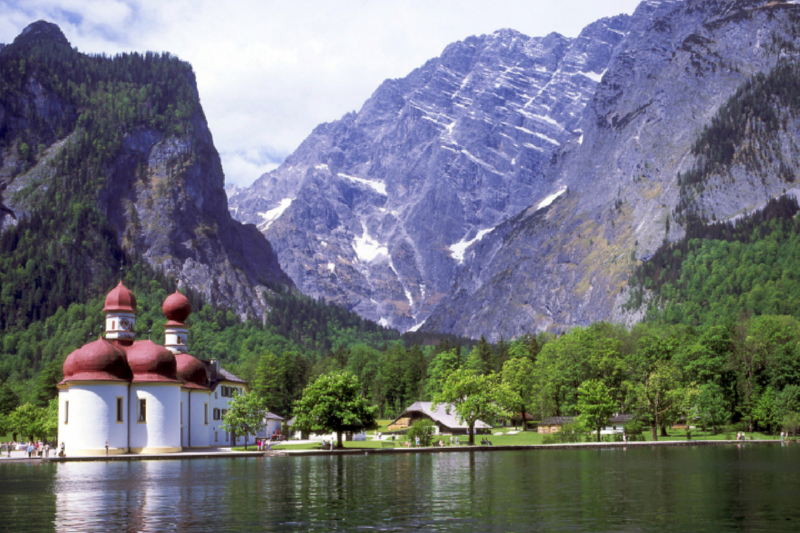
366, 420, 393, 434
233, 428, 783, 452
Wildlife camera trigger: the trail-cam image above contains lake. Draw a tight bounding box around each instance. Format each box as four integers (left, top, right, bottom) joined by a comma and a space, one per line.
1, 444, 798, 532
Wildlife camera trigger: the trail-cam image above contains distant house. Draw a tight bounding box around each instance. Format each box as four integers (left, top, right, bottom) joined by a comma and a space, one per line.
538, 416, 576, 434
256, 412, 284, 439
388, 401, 492, 435
538, 414, 634, 435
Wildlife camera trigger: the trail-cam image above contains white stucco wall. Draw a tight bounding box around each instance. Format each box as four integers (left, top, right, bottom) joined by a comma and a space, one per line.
208, 382, 257, 446
129, 383, 182, 453
61, 383, 129, 455
57, 388, 69, 448
188, 390, 210, 447
180, 390, 189, 447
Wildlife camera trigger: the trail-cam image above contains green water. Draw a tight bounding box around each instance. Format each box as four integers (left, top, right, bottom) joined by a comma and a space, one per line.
0, 444, 798, 532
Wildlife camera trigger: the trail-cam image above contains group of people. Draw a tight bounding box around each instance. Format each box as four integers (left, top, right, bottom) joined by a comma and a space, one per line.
736, 432, 747, 441
401, 435, 468, 447
256, 439, 272, 451
2, 440, 57, 458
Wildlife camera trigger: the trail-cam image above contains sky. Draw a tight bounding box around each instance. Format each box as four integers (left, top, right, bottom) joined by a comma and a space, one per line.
0, 0, 643, 188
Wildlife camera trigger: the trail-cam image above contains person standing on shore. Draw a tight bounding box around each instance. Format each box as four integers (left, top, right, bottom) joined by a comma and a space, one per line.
105, 442, 109, 456
44, 443, 50, 458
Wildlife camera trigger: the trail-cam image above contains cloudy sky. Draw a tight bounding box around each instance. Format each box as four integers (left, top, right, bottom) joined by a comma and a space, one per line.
0, 0, 642, 187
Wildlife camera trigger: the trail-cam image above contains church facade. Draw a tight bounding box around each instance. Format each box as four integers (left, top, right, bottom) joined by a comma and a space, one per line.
57, 282, 254, 456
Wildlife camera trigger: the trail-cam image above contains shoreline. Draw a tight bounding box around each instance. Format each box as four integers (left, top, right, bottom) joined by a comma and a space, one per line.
0, 438, 786, 463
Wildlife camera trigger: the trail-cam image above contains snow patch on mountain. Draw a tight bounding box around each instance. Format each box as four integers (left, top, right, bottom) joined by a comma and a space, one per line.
449, 227, 495, 264
353, 222, 389, 262
258, 198, 293, 230
535, 186, 567, 211
339, 173, 387, 195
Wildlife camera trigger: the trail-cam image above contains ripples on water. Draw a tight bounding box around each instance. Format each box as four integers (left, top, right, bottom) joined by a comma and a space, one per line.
1, 445, 799, 532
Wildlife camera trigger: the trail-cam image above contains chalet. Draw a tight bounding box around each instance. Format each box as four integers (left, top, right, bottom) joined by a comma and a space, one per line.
538, 414, 634, 435
388, 401, 492, 435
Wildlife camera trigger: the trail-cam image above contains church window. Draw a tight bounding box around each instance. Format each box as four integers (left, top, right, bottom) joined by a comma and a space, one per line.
181, 402, 184, 425
116, 397, 124, 423
138, 398, 147, 423
204, 403, 208, 425
215, 431, 218, 442
64, 401, 69, 424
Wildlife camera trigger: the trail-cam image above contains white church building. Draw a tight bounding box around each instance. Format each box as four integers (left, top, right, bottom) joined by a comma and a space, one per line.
57, 282, 277, 456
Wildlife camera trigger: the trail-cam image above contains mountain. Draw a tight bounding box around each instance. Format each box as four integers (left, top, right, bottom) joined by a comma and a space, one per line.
0, 21, 291, 326
227, 15, 631, 331
423, 0, 800, 340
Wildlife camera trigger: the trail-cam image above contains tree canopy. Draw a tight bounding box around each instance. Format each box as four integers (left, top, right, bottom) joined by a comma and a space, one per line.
292, 371, 377, 448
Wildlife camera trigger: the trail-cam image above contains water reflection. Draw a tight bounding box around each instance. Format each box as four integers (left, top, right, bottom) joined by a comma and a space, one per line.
1, 445, 800, 531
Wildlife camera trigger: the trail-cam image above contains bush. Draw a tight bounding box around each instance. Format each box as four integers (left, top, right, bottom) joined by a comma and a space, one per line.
624, 420, 645, 438
602, 433, 624, 443
541, 423, 588, 444
407, 419, 436, 447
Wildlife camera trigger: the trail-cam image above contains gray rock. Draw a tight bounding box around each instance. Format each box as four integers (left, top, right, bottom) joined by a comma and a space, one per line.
423, 0, 800, 340
229, 16, 631, 331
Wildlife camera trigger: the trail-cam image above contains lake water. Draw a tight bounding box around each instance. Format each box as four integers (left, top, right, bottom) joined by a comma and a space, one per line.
1, 444, 799, 532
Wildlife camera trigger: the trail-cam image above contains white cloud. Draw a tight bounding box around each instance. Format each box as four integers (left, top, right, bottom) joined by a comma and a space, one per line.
0, 0, 643, 187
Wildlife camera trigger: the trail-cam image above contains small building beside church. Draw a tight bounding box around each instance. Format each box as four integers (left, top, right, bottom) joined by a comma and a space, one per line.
57, 282, 255, 456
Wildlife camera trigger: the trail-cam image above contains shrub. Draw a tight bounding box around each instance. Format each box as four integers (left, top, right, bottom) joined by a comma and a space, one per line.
624, 420, 645, 437
541, 423, 588, 444
407, 419, 436, 447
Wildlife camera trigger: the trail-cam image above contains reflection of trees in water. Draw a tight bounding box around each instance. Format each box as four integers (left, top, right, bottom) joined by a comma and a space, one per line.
22, 447, 800, 531
0, 463, 57, 532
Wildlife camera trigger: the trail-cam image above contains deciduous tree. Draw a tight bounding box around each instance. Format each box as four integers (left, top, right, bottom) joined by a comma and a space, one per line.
432, 369, 519, 445
293, 371, 377, 448
576, 379, 616, 442
221, 391, 269, 450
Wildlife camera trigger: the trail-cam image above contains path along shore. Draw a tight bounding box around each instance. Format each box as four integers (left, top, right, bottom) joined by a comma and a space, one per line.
0, 438, 787, 463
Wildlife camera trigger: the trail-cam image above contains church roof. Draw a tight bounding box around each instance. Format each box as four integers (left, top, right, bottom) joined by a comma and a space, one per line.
125, 340, 179, 383
176, 353, 210, 390
103, 281, 137, 313
61, 338, 132, 383
163, 290, 191, 323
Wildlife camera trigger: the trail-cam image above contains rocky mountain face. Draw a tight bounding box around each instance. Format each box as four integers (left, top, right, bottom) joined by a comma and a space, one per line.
423, 0, 800, 340
228, 15, 631, 331
0, 22, 291, 321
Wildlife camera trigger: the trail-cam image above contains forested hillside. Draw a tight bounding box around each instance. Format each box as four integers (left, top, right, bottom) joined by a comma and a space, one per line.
626, 195, 800, 325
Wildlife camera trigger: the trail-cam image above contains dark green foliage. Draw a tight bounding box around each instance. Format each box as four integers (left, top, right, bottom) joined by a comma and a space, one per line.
627, 196, 800, 325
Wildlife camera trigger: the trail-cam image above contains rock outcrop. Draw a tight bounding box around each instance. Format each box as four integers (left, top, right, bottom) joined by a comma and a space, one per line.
0, 21, 291, 321
229, 15, 631, 330
423, 0, 800, 340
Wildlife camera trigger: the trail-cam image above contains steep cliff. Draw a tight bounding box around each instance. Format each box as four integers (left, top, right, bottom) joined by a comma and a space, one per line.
423, 0, 800, 340
0, 21, 291, 324
228, 15, 631, 331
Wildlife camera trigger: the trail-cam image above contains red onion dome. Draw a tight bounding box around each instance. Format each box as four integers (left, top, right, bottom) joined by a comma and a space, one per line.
125, 340, 179, 383
175, 353, 209, 389
103, 281, 137, 313
62, 338, 132, 382
163, 290, 191, 323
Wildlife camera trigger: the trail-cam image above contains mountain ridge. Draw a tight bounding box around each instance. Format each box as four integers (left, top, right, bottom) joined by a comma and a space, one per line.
228, 14, 632, 331
0, 21, 292, 326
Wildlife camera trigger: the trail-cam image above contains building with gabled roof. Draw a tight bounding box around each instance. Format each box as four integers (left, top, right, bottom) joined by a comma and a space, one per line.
388, 401, 492, 435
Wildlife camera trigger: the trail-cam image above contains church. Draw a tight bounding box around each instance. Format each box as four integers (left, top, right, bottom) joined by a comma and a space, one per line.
57, 282, 262, 456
